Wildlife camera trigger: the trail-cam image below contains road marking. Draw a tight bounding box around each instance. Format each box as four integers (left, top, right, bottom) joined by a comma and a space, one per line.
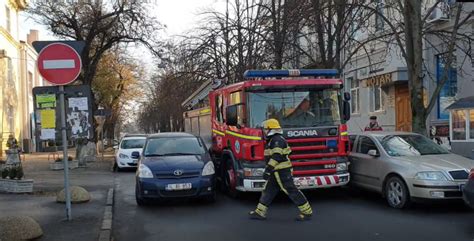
43, 60, 75, 69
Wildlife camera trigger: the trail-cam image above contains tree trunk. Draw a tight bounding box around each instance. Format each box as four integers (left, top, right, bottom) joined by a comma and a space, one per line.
404, 0, 427, 135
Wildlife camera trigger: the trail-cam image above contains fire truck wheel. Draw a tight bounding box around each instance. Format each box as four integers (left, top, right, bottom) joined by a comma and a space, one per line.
224, 161, 240, 198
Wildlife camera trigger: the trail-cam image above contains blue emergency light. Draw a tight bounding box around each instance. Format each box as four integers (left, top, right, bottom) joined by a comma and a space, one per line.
243, 69, 338, 79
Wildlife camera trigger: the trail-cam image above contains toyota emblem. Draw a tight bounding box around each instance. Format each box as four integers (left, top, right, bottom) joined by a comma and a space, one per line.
173, 170, 183, 176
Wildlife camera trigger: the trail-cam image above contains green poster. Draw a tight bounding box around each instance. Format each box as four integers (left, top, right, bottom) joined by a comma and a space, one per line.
36, 94, 56, 108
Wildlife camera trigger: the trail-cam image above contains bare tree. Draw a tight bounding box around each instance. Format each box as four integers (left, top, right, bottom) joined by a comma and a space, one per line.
27, 0, 163, 86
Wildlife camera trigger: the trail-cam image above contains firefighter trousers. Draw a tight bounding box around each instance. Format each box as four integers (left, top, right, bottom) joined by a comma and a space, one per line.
256, 168, 312, 216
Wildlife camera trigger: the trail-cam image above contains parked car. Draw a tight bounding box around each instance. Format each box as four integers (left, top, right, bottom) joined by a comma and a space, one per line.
114, 134, 147, 171
135, 133, 216, 205
463, 168, 474, 209
349, 131, 474, 209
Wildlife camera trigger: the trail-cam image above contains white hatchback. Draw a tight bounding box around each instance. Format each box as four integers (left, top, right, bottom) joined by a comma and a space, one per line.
114, 135, 147, 171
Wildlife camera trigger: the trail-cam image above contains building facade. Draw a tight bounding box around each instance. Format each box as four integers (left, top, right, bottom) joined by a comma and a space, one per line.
1, 0, 44, 154
343, 1, 473, 158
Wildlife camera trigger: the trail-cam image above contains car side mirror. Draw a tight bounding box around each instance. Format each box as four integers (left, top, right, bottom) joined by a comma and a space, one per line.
131, 151, 140, 159
367, 149, 379, 157
343, 101, 351, 121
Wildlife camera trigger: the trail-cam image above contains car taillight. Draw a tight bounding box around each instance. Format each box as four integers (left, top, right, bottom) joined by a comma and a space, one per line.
469, 169, 474, 180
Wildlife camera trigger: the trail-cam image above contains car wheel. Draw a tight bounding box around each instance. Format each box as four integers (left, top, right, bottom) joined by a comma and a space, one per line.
135, 183, 147, 206
385, 176, 410, 209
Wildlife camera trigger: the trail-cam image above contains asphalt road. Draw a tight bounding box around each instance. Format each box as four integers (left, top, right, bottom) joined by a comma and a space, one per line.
113, 172, 474, 241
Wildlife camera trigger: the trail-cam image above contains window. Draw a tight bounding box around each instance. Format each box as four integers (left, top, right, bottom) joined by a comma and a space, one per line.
376, 135, 449, 156
144, 137, 206, 157
375, 0, 384, 32
370, 86, 383, 112
247, 89, 341, 128
349, 77, 360, 114
229, 91, 242, 105
120, 139, 146, 149
470, 110, 474, 139
437, 53, 457, 119
357, 136, 378, 155
5, 6, 10, 33
452, 110, 466, 140
215, 94, 223, 123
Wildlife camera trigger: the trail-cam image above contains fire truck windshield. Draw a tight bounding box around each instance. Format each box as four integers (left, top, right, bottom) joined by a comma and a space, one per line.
248, 89, 341, 128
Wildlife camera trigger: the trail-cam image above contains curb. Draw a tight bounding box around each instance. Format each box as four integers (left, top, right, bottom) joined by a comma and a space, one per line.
98, 188, 114, 241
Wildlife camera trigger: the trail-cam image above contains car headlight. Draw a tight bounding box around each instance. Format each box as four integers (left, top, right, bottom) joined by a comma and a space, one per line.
202, 161, 215, 176
119, 153, 129, 159
243, 167, 264, 177
137, 164, 153, 178
415, 171, 447, 181
336, 163, 348, 171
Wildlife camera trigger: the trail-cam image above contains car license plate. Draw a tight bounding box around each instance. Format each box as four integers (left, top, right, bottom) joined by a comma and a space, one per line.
460, 184, 465, 192
166, 183, 192, 191
294, 177, 315, 187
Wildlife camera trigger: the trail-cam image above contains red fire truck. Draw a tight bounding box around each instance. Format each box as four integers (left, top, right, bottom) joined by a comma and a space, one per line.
183, 69, 351, 197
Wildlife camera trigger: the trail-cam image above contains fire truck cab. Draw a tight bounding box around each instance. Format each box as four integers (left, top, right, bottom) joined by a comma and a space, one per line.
184, 69, 351, 197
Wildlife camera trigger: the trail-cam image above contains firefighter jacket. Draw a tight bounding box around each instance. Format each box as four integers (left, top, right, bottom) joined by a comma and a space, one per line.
264, 133, 292, 171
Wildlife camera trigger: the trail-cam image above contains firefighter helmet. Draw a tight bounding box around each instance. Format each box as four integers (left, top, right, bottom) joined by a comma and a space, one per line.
263, 118, 281, 129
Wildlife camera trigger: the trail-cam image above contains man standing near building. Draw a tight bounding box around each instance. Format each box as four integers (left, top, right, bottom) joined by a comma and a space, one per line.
365, 116, 383, 131
249, 118, 313, 221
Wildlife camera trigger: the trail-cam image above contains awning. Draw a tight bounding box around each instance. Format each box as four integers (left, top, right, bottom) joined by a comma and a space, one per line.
446, 96, 474, 110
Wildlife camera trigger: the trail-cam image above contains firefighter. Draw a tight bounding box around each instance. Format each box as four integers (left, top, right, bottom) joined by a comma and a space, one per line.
249, 118, 313, 221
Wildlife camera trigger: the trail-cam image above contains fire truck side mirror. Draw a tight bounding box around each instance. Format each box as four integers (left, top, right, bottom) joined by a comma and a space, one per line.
226, 105, 238, 126
343, 101, 351, 121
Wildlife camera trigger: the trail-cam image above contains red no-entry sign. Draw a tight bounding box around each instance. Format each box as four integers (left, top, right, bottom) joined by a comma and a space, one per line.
37, 42, 82, 85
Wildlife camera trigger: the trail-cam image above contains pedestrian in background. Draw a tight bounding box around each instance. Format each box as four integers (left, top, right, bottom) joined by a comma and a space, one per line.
364, 116, 383, 131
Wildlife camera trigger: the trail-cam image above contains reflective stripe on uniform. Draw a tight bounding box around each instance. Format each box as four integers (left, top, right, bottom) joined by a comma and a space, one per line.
340, 131, 348, 136
298, 202, 312, 215
267, 159, 278, 168
274, 172, 288, 195
255, 203, 268, 216
269, 147, 291, 155
274, 160, 292, 170
264, 149, 271, 156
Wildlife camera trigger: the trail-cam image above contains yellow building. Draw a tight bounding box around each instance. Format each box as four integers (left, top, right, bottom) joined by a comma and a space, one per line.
1, 0, 44, 154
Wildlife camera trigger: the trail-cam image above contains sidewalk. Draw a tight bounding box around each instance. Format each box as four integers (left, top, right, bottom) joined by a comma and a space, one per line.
0, 152, 115, 241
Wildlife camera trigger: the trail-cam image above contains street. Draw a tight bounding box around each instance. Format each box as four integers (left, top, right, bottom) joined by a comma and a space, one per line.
114, 172, 474, 241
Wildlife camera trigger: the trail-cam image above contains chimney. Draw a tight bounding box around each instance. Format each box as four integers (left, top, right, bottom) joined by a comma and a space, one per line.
27, 30, 39, 46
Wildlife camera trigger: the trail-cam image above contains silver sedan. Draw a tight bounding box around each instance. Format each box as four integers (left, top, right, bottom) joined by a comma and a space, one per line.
349, 132, 474, 209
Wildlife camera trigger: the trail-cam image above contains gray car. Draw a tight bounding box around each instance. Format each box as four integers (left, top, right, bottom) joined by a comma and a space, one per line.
349, 132, 474, 209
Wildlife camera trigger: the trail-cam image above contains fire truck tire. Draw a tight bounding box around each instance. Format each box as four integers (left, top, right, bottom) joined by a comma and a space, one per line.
224, 159, 240, 198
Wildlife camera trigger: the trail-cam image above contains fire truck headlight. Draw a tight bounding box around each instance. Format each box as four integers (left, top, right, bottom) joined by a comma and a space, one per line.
336, 163, 348, 171
244, 168, 265, 177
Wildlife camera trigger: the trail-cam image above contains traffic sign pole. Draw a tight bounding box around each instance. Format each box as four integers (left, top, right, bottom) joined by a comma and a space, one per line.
59, 85, 72, 220
34, 41, 84, 221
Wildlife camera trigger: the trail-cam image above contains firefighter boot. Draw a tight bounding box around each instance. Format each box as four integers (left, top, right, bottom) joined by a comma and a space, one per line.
296, 202, 313, 221
249, 203, 267, 220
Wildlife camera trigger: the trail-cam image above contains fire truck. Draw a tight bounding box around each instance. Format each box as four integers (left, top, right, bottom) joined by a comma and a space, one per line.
182, 69, 351, 197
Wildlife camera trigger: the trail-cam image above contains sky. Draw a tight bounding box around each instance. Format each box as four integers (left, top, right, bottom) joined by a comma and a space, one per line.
19, 0, 223, 66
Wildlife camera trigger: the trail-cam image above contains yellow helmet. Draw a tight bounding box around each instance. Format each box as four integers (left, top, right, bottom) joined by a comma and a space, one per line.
263, 118, 281, 129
